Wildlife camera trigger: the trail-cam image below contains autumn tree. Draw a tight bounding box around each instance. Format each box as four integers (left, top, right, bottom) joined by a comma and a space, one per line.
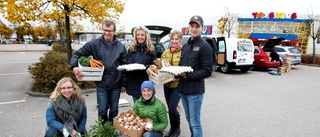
0, 20, 13, 39
305, 8, 320, 63
0, 0, 125, 62
221, 7, 239, 38
16, 22, 34, 41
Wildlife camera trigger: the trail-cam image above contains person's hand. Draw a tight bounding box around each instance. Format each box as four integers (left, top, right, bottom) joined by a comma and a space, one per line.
146, 69, 151, 75
121, 87, 126, 93
123, 132, 130, 137
179, 72, 186, 78
73, 67, 84, 80
172, 76, 179, 82
70, 129, 77, 137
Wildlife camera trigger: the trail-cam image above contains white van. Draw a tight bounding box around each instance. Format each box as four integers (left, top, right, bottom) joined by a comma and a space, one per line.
181, 36, 254, 73
215, 38, 255, 73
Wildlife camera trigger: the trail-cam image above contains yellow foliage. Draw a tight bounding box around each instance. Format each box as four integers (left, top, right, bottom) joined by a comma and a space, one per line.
0, 0, 125, 24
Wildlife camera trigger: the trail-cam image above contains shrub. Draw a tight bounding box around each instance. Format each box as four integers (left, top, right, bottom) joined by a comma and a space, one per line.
52, 42, 68, 52
83, 117, 120, 137
28, 49, 95, 93
301, 54, 320, 64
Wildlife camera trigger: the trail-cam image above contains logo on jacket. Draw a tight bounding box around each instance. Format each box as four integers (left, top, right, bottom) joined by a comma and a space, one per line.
193, 47, 200, 51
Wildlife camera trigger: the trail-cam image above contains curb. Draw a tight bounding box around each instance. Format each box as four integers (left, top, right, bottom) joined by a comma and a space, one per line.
27, 89, 96, 98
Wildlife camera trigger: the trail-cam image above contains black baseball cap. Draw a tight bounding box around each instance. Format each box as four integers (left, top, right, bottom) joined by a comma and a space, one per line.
189, 15, 203, 26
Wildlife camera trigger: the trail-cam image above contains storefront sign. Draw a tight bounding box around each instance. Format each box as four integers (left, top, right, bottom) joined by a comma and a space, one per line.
252, 12, 297, 19
181, 25, 213, 35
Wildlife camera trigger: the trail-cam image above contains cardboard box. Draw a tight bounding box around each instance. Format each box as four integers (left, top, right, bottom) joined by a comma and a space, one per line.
78, 61, 104, 81
283, 58, 292, 65
148, 71, 174, 85
277, 67, 285, 72
113, 110, 145, 137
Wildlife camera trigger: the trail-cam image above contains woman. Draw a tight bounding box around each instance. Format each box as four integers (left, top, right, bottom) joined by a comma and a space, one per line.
133, 80, 168, 137
124, 26, 157, 102
45, 77, 87, 137
160, 30, 182, 137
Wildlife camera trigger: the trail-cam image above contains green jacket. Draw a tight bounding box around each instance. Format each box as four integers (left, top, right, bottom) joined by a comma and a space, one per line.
160, 48, 181, 88
133, 95, 168, 131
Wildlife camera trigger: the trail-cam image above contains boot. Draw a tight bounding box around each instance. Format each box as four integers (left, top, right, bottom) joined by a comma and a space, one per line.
164, 114, 174, 137
170, 115, 181, 137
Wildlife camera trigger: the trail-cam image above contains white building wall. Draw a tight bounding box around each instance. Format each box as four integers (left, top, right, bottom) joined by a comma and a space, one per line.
306, 20, 320, 54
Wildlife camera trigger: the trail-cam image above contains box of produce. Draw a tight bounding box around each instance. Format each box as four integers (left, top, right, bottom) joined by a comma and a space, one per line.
148, 65, 174, 85
78, 56, 104, 81
113, 110, 146, 137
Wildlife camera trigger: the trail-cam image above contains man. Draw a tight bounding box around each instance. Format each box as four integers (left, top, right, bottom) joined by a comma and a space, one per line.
178, 15, 214, 137
70, 19, 127, 124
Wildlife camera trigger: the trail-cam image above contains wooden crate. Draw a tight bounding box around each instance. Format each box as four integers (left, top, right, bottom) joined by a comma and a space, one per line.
78, 62, 104, 81
148, 71, 174, 85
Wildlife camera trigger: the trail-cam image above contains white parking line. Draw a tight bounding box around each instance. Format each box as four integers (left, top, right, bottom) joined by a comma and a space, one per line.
0, 72, 29, 76
0, 100, 25, 105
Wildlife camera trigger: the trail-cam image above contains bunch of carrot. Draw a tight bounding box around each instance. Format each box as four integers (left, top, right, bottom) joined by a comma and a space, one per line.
90, 59, 103, 68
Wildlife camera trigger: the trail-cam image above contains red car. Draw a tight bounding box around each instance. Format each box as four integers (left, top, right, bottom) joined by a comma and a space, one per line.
253, 38, 282, 69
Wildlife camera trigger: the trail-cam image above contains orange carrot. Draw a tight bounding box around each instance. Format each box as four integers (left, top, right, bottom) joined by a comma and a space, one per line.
92, 59, 103, 66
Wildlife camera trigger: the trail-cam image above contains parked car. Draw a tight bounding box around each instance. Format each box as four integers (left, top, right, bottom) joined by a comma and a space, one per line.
253, 38, 282, 69
131, 25, 172, 58
274, 45, 301, 65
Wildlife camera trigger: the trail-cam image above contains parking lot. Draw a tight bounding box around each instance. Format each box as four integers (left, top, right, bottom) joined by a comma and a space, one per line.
1, 45, 320, 137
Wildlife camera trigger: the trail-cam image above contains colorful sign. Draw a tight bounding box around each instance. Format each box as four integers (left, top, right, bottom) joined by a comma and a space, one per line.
252, 12, 297, 19
181, 25, 213, 35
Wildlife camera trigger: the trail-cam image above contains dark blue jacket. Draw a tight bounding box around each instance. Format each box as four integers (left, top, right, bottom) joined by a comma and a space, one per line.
125, 44, 157, 97
178, 36, 213, 95
70, 36, 127, 90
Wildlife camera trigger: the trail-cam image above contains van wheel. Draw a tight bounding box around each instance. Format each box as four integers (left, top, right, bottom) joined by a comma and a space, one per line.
240, 68, 250, 72
220, 63, 230, 73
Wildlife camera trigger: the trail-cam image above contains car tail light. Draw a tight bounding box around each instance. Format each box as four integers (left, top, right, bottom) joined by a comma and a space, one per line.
260, 56, 269, 62
285, 53, 295, 57
233, 50, 237, 59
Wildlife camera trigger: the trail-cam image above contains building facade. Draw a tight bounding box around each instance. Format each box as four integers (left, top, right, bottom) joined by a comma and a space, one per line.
236, 12, 314, 54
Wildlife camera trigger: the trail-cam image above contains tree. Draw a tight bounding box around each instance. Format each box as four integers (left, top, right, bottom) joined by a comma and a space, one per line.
305, 8, 320, 63
0, 0, 125, 62
0, 20, 13, 39
220, 7, 239, 38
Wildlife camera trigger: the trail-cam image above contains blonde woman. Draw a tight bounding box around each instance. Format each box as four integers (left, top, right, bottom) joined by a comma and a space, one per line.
160, 30, 183, 137
45, 77, 87, 137
123, 26, 157, 102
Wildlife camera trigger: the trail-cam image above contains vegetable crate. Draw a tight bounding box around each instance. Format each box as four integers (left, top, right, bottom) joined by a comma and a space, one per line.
78, 62, 104, 81
148, 71, 174, 85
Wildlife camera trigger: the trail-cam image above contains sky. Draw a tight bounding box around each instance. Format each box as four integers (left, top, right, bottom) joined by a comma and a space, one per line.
0, 0, 318, 33
117, 0, 318, 32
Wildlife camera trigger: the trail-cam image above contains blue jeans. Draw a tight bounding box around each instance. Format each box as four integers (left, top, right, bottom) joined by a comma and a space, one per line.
180, 93, 204, 137
96, 87, 121, 124
164, 86, 180, 116
45, 127, 62, 137
143, 131, 163, 137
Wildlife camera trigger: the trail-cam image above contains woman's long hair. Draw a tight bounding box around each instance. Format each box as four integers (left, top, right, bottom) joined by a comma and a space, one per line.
129, 26, 154, 54
49, 77, 81, 101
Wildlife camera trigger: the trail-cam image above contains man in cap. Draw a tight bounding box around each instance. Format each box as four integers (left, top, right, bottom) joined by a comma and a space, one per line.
178, 15, 214, 137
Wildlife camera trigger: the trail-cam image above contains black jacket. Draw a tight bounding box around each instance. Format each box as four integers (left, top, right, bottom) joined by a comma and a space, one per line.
70, 36, 127, 90
177, 36, 213, 95
124, 44, 157, 97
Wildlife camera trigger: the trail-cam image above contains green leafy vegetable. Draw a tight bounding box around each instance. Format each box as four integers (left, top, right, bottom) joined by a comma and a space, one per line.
79, 56, 91, 67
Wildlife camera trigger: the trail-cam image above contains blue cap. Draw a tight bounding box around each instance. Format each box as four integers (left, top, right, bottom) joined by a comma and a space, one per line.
141, 81, 155, 93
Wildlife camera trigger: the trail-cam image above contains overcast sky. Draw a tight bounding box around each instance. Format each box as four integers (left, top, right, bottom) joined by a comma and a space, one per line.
0, 0, 318, 33
117, 0, 318, 32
